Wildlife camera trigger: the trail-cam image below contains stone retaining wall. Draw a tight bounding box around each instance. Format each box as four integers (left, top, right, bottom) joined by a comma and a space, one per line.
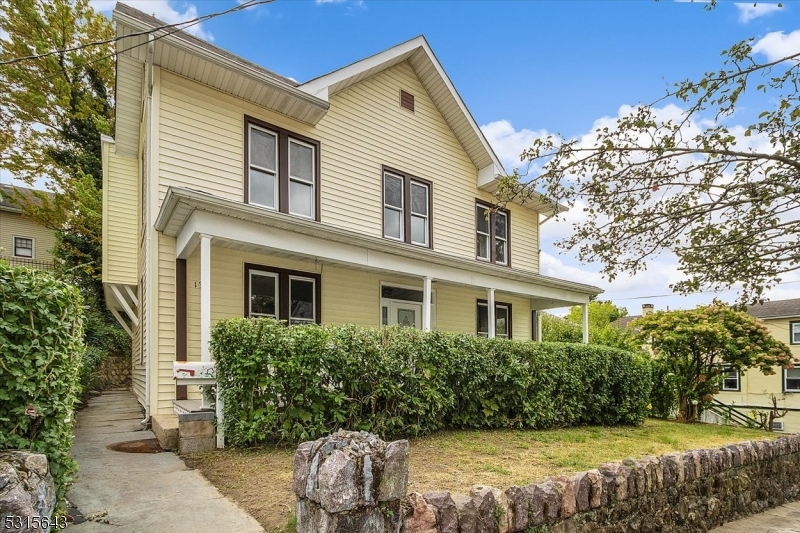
402, 434, 800, 533
96, 354, 131, 389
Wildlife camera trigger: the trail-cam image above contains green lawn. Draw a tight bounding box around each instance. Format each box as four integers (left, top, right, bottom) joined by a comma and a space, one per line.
185, 420, 775, 532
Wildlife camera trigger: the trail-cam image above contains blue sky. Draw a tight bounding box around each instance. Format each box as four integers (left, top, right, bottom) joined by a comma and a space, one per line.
3, 0, 799, 314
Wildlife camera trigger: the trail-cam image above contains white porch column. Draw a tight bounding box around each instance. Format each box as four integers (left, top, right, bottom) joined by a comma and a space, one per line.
422, 276, 432, 332
487, 288, 496, 339
200, 234, 212, 362
582, 303, 589, 344
536, 311, 543, 342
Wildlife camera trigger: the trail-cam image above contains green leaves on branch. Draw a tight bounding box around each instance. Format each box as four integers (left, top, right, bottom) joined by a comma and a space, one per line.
501, 37, 800, 304
0, 262, 85, 506
212, 320, 652, 446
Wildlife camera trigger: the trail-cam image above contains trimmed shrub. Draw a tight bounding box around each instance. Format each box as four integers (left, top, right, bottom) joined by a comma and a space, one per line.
0, 263, 85, 504
212, 319, 652, 446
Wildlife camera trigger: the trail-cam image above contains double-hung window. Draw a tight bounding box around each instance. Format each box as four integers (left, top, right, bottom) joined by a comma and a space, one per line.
245, 264, 320, 324
720, 367, 740, 391
246, 117, 319, 220
476, 203, 509, 265
791, 321, 800, 345
477, 300, 511, 339
785, 367, 800, 392
13, 236, 33, 258
382, 168, 432, 247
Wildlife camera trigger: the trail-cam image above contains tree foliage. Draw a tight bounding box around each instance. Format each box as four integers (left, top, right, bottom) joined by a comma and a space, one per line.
542, 301, 638, 351
633, 302, 793, 422
499, 38, 800, 303
0, 0, 114, 289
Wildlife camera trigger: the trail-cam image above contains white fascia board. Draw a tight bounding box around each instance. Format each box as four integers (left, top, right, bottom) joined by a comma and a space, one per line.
113, 11, 329, 113
175, 208, 594, 304
298, 36, 426, 98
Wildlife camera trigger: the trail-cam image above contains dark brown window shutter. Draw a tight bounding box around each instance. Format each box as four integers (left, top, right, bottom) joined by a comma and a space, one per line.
400, 90, 415, 112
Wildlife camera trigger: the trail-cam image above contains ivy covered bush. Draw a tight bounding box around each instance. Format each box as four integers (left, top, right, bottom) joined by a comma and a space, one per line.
0, 262, 85, 504
212, 319, 652, 445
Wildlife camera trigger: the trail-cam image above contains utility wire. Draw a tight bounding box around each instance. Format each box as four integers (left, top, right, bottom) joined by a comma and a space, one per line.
0, 0, 273, 66
610, 280, 800, 302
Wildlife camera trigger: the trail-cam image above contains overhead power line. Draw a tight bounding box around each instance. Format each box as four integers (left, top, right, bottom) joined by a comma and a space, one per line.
0, 0, 274, 67
610, 280, 800, 302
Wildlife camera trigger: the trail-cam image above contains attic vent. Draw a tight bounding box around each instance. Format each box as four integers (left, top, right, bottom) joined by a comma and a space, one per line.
400, 90, 415, 112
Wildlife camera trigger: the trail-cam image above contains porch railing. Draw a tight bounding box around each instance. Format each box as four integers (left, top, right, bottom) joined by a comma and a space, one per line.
0, 256, 57, 271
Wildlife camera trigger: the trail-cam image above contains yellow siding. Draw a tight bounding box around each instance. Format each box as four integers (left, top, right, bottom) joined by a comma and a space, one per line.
716, 316, 800, 432
115, 55, 143, 158
155, 65, 539, 274
103, 150, 139, 285
155, 233, 177, 413
0, 211, 56, 263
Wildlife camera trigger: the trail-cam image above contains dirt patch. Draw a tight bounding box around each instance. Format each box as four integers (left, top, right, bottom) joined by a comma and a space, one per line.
107, 438, 162, 453
183, 420, 774, 532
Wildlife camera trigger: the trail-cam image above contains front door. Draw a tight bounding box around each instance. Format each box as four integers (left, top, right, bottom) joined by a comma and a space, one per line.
389, 301, 422, 328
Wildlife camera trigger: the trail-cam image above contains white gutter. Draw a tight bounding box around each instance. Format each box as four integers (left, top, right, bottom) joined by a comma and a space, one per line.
141, 34, 154, 426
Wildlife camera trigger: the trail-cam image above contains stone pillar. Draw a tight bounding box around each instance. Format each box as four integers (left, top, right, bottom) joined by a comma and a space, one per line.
293, 430, 408, 533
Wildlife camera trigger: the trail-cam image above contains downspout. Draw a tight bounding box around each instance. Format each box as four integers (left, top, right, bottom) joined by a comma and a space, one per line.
141, 34, 155, 425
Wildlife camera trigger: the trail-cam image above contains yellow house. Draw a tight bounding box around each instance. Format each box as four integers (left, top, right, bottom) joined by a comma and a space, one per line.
711, 298, 800, 431
101, 4, 602, 437
0, 184, 56, 270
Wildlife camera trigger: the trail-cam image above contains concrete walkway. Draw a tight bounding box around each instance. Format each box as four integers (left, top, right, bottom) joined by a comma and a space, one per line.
711, 501, 800, 532
67, 389, 263, 532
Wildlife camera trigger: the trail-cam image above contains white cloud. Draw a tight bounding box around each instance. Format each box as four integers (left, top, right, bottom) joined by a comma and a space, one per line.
734, 2, 783, 23
89, 0, 213, 41
480, 120, 550, 174
752, 29, 800, 62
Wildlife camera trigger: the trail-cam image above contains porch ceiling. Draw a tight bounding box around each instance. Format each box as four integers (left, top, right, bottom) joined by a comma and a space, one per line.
155, 187, 602, 305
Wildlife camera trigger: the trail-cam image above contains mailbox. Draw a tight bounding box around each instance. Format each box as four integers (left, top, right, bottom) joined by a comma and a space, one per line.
173, 361, 216, 385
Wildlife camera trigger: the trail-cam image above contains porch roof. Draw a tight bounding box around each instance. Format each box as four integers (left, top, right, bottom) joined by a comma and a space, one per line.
154, 187, 602, 308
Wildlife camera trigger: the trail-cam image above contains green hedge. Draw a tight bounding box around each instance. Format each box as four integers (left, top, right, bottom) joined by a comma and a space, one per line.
212, 319, 652, 445
0, 263, 85, 504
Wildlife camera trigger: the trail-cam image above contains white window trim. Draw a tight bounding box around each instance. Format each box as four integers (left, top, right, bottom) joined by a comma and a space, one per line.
288, 275, 316, 324
248, 123, 279, 211
288, 138, 316, 219
248, 269, 279, 318
379, 282, 436, 327
720, 368, 740, 391
12, 235, 34, 259
476, 204, 491, 262
410, 181, 429, 247
495, 211, 508, 265
791, 322, 800, 345
477, 301, 510, 339
785, 367, 800, 393
383, 172, 405, 242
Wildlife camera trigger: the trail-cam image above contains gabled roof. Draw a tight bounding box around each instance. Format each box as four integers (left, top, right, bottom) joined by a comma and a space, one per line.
611, 314, 641, 332
747, 298, 800, 320
0, 184, 54, 213
298, 36, 502, 175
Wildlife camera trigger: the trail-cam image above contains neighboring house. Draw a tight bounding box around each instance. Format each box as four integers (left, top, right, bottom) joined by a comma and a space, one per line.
711, 298, 800, 432
101, 4, 602, 430
0, 184, 56, 270
611, 303, 655, 331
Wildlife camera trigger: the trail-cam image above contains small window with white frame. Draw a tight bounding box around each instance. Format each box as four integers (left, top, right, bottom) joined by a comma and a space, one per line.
784, 366, 800, 392
720, 367, 740, 391
791, 321, 800, 345
382, 168, 432, 248
475, 203, 509, 265
248, 270, 278, 318
288, 139, 316, 219
248, 124, 279, 210
289, 276, 316, 325
477, 300, 511, 339
13, 236, 33, 258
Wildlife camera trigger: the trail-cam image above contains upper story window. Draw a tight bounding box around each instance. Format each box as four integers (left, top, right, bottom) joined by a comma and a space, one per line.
382, 167, 432, 248
13, 236, 33, 258
476, 203, 509, 265
245, 116, 320, 221
791, 321, 800, 345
